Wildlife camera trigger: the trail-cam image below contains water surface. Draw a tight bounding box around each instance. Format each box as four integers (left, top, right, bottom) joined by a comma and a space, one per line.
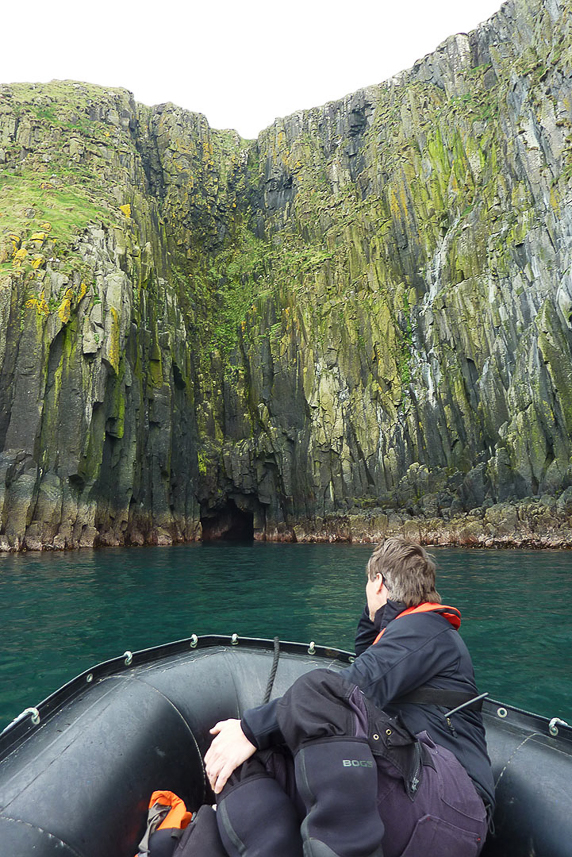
0, 544, 570, 729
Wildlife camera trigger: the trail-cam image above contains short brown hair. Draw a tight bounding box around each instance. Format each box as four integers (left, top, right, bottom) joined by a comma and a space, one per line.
366, 538, 440, 607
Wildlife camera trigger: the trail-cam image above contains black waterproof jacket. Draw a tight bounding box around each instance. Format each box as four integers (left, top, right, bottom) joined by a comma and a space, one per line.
242, 600, 495, 811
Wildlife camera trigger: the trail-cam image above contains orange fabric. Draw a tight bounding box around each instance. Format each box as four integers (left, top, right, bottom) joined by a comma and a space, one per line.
373, 602, 461, 645
148, 790, 192, 831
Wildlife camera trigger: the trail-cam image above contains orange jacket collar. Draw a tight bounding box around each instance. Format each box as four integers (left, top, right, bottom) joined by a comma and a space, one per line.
373, 602, 461, 645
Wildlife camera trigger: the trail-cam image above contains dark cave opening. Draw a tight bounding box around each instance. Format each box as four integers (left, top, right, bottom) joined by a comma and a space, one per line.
200, 500, 254, 542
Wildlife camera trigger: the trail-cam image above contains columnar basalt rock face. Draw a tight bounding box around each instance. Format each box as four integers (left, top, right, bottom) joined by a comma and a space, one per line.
1, 0, 572, 549
0, 85, 206, 548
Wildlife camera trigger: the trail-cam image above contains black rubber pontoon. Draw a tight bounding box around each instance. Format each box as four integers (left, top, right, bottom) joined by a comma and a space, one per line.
0, 635, 570, 857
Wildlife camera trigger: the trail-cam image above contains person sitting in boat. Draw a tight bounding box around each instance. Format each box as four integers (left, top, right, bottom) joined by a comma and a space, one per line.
204, 537, 495, 857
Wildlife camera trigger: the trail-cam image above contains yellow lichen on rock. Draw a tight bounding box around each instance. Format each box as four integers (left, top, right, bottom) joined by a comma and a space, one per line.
58, 288, 75, 325
13, 248, 28, 265
25, 290, 50, 315
119, 204, 131, 218
58, 298, 72, 324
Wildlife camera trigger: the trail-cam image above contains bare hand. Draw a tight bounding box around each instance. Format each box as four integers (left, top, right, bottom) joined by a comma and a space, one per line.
204, 719, 256, 794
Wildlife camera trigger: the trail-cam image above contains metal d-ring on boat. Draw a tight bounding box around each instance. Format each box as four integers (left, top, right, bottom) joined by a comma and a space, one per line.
548, 716, 569, 737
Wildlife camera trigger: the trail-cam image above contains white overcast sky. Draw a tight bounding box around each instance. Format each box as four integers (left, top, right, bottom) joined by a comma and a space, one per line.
2, 0, 505, 139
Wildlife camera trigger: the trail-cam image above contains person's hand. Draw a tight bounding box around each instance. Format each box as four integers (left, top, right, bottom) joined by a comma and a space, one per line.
204, 718, 256, 794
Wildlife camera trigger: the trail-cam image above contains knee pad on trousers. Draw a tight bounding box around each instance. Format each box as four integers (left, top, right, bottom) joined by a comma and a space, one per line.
295, 740, 384, 857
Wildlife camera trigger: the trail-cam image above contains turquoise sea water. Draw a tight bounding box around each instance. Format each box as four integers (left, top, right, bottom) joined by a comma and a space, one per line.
0, 543, 570, 730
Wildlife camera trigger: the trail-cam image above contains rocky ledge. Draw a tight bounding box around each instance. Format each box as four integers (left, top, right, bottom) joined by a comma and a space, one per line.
289, 492, 572, 548
1, 494, 572, 551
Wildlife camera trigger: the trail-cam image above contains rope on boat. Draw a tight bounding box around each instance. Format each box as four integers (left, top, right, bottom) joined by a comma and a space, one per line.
1, 707, 40, 734
263, 637, 281, 704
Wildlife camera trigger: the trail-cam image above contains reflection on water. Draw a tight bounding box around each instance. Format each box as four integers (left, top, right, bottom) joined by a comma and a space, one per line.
0, 543, 570, 728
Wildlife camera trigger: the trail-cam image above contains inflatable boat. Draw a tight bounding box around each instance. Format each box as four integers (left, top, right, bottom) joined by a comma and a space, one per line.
0, 634, 570, 857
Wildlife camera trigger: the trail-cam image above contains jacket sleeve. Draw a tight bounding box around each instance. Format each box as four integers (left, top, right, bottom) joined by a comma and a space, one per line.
241, 698, 284, 750
354, 605, 377, 656
342, 616, 459, 709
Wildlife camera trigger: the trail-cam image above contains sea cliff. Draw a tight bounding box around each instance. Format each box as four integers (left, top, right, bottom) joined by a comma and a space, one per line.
1, 0, 572, 549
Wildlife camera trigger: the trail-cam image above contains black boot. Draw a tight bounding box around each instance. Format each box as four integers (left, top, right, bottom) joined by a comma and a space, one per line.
295, 740, 384, 857
173, 805, 227, 857
217, 768, 304, 857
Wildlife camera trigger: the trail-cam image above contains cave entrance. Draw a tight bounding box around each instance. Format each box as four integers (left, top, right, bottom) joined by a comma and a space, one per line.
201, 500, 254, 542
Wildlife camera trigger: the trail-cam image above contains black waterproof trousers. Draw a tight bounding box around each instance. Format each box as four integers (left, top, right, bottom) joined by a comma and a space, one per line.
215, 670, 488, 857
